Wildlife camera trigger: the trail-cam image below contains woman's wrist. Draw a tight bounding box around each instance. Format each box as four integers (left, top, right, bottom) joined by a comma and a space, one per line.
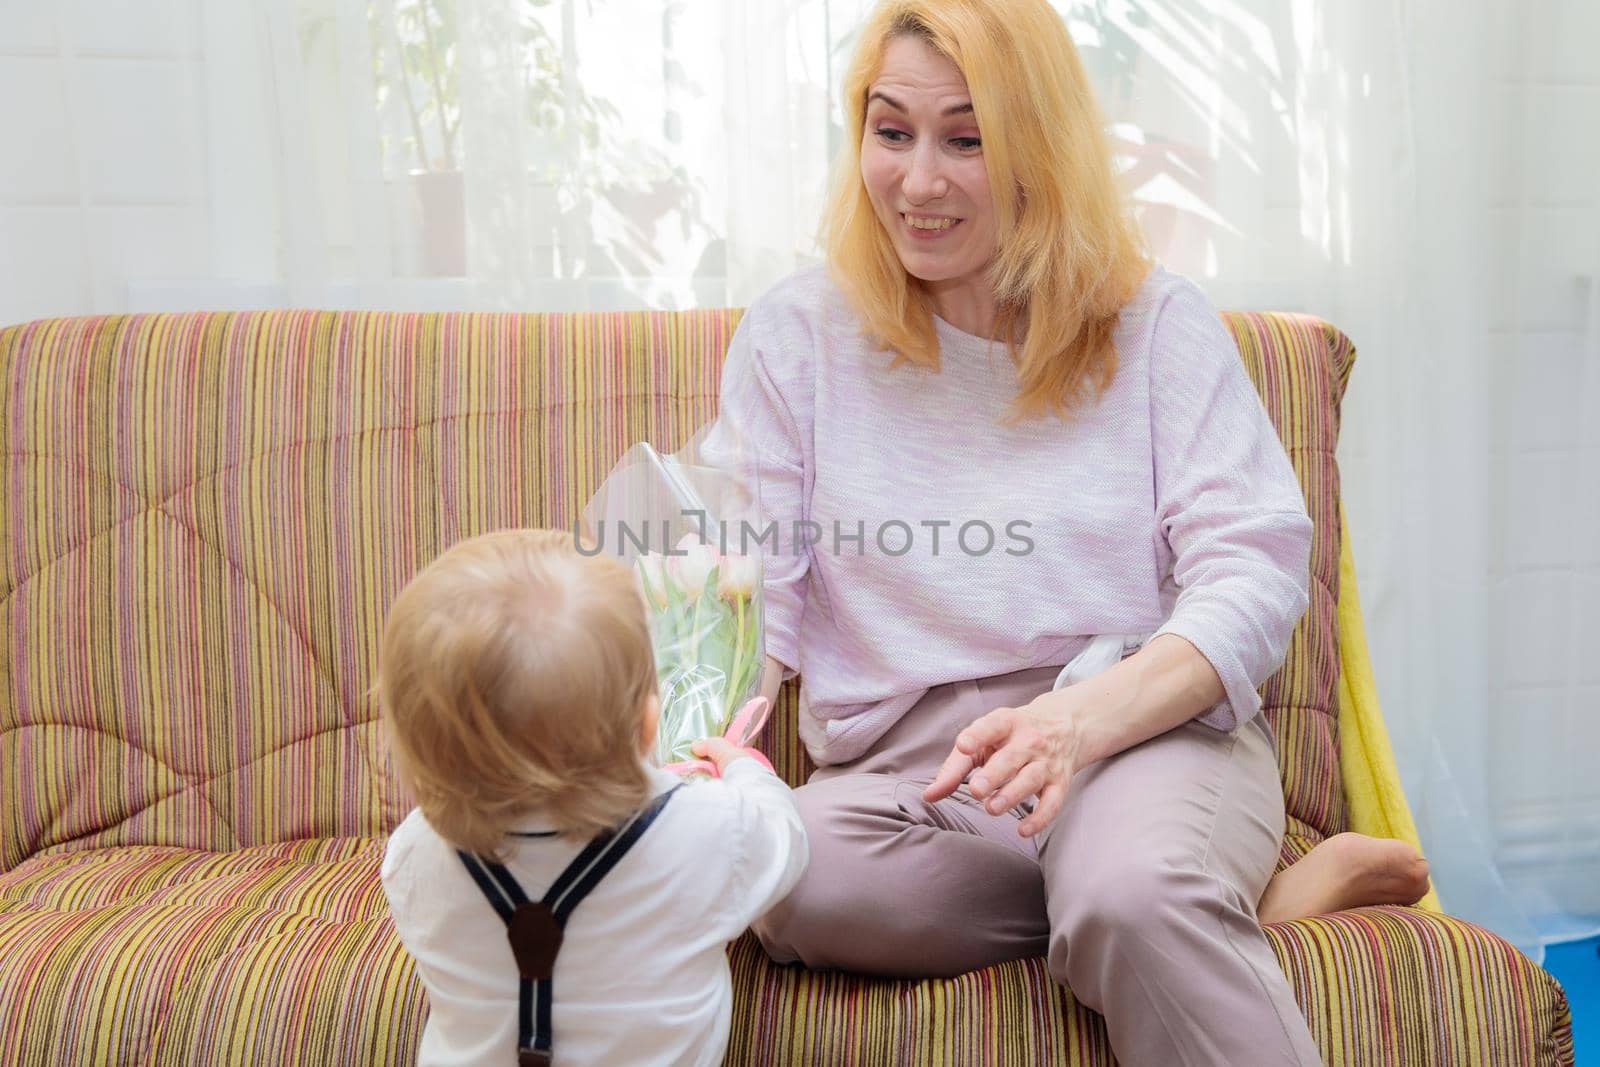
1048, 634, 1225, 768
1037, 683, 1117, 773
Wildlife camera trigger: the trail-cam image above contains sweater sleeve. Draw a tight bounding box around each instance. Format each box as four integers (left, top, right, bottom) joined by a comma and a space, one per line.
707, 759, 810, 942
1147, 278, 1314, 732
697, 305, 812, 681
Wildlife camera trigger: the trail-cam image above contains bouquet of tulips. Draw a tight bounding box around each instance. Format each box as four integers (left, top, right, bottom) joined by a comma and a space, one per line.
580, 429, 773, 774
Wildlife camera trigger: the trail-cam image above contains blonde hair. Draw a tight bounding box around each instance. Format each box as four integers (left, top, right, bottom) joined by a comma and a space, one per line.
823, 0, 1150, 425
378, 528, 657, 857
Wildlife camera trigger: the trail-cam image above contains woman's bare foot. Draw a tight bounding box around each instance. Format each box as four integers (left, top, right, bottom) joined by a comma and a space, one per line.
1256, 832, 1432, 925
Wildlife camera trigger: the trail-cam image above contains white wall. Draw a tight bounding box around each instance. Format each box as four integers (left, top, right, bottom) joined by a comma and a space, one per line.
1485, 0, 1600, 918
0, 0, 212, 324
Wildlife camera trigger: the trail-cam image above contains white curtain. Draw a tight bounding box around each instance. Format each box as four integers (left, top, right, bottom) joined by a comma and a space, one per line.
195, 0, 1600, 960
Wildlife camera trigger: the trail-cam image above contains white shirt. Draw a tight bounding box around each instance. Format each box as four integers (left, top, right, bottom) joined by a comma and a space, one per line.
381, 761, 808, 1066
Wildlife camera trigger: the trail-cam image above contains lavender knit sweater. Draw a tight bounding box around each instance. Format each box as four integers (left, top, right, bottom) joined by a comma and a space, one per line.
699, 263, 1313, 767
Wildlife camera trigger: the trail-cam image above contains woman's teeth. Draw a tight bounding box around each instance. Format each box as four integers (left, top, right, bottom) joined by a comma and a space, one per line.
905, 215, 957, 230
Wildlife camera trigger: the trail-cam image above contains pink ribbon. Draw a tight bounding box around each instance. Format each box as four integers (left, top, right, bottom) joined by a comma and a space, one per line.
662, 696, 775, 778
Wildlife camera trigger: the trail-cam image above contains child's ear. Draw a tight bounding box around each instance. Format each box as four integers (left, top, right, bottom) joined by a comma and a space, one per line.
639, 692, 661, 755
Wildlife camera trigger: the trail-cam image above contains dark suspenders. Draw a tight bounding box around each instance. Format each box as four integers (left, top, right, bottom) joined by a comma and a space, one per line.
456, 785, 682, 1067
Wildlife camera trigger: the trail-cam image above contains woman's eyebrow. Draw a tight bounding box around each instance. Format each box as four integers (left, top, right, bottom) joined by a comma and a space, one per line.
867, 90, 974, 117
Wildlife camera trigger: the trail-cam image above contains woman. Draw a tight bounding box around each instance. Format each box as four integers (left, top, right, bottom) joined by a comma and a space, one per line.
700, 1, 1430, 1062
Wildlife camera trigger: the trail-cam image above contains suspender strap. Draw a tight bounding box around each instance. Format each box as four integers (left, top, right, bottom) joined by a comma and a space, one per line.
457, 850, 530, 922
543, 788, 680, 922
455, 785, 681, 1067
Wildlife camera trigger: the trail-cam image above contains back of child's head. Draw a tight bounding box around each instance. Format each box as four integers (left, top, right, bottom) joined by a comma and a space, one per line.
379, 528, 657, 857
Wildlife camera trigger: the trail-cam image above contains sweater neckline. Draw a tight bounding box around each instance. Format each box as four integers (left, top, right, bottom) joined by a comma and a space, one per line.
931, 312, 1021, 381
932, 311, 1002, 351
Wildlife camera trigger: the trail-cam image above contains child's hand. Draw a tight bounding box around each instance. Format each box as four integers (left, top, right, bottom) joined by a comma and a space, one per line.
690, 736, 751, 775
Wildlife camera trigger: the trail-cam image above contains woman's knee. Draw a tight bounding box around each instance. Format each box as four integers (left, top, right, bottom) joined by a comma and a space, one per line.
749, 861, 854, 967
1047, 861, 1224, 986
749, 780, 883, 966
751, 824, 1047, 975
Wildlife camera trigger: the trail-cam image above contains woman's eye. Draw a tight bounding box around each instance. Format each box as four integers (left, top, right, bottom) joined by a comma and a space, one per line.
952, 137, 982, 150
874, 128, 908, 143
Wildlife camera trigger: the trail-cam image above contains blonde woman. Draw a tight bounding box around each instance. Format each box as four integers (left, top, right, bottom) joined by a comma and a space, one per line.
699, 1, 1430, 1062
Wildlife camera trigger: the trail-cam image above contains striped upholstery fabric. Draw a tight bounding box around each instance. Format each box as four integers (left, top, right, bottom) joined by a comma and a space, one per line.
725, 906, 1576, 1065
0, 308, 1571, 1064
0, 839, 420, 1064
1230, 314, 1353, 864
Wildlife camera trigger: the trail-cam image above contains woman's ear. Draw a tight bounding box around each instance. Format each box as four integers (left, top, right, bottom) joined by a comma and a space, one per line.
639, 691, 661, 755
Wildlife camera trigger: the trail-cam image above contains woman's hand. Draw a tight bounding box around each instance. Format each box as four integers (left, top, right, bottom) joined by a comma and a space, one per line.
922, 689, 1086, 838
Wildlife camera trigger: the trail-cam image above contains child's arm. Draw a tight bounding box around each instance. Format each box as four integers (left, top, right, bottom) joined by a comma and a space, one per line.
690, 740, 809, 942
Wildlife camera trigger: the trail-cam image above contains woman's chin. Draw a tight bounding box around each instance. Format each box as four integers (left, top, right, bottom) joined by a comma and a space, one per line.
895, 256, 967, 285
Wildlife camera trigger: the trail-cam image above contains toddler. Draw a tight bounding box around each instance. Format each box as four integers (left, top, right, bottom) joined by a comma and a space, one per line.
379, 528, 808, 1066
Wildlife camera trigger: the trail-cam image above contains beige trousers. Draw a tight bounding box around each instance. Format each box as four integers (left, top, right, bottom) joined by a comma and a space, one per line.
751, 664, 1323, 1066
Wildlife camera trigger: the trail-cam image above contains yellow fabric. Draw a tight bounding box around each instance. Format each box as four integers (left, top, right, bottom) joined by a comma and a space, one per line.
1336, 510, 1442, 912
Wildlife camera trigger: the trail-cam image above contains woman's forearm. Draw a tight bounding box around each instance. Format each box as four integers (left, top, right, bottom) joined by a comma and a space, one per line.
1057, 633, 1228, 770
758, 654, 786, 710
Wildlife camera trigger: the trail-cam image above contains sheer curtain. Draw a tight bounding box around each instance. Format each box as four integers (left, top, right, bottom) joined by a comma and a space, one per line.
201, 0, 876, 310
203, 0, 1593, 959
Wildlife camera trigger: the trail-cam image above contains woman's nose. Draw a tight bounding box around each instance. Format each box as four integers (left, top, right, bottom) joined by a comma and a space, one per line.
902, 141, 947, 204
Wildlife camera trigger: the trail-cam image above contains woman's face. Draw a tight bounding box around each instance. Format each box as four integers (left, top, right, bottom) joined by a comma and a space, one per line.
860, 36, 996, 298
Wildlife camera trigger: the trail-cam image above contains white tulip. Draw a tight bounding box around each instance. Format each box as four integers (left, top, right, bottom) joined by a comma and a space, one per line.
671, 541, 719, 602
717, 553, 759, 601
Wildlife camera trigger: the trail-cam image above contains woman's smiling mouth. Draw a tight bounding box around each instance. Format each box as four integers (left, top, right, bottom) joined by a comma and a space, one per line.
902, 212, 963, 237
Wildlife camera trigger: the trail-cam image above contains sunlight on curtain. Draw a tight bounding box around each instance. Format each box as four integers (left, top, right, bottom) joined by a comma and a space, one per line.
271, 0, 878, 309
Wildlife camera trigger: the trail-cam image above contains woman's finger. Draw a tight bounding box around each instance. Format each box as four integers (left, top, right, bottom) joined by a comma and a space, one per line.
1019, 779, 1070, 838
967, 732, 1037, 800
928, 708, 1014, 802
955, 707, 1015, 756
923, 745, 975, 803
985, 760, 1049, 815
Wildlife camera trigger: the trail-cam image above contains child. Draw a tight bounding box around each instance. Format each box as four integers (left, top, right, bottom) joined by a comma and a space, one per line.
378, 528, 808, 1067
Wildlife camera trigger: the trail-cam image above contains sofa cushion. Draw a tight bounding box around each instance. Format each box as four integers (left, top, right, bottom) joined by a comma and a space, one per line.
0, 844, 1570, 1065
2, 309, 744, 866
0, 838, 422, 1065
723, 909, 1572, 1065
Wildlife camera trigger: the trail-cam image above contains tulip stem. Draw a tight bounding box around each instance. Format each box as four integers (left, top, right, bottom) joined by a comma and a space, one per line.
728, 594, 747, 724
688, 593, 702, 662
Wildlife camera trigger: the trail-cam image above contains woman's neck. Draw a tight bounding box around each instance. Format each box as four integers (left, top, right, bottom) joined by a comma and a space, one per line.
923, 277, 1025, 344
925, 279, 1000, 339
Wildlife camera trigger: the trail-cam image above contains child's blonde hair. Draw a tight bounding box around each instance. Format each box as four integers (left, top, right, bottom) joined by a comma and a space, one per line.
379, 528, 657, 857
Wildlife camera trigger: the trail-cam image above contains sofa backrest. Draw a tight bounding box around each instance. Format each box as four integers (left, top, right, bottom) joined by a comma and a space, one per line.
0, 306, 1353, 869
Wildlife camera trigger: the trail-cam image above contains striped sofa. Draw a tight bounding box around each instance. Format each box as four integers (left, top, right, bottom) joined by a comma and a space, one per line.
0, 307, 1572, 1065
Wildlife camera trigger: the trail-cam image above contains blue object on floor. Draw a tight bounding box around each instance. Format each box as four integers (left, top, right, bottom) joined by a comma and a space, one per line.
1542, 934, 1599, 1064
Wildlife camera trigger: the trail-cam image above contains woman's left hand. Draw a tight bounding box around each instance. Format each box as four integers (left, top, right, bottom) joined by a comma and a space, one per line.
923, 690, 1086, 838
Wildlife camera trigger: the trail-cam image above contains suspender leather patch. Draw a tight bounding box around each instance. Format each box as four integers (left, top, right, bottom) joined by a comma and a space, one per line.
508, 901, 563, 981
